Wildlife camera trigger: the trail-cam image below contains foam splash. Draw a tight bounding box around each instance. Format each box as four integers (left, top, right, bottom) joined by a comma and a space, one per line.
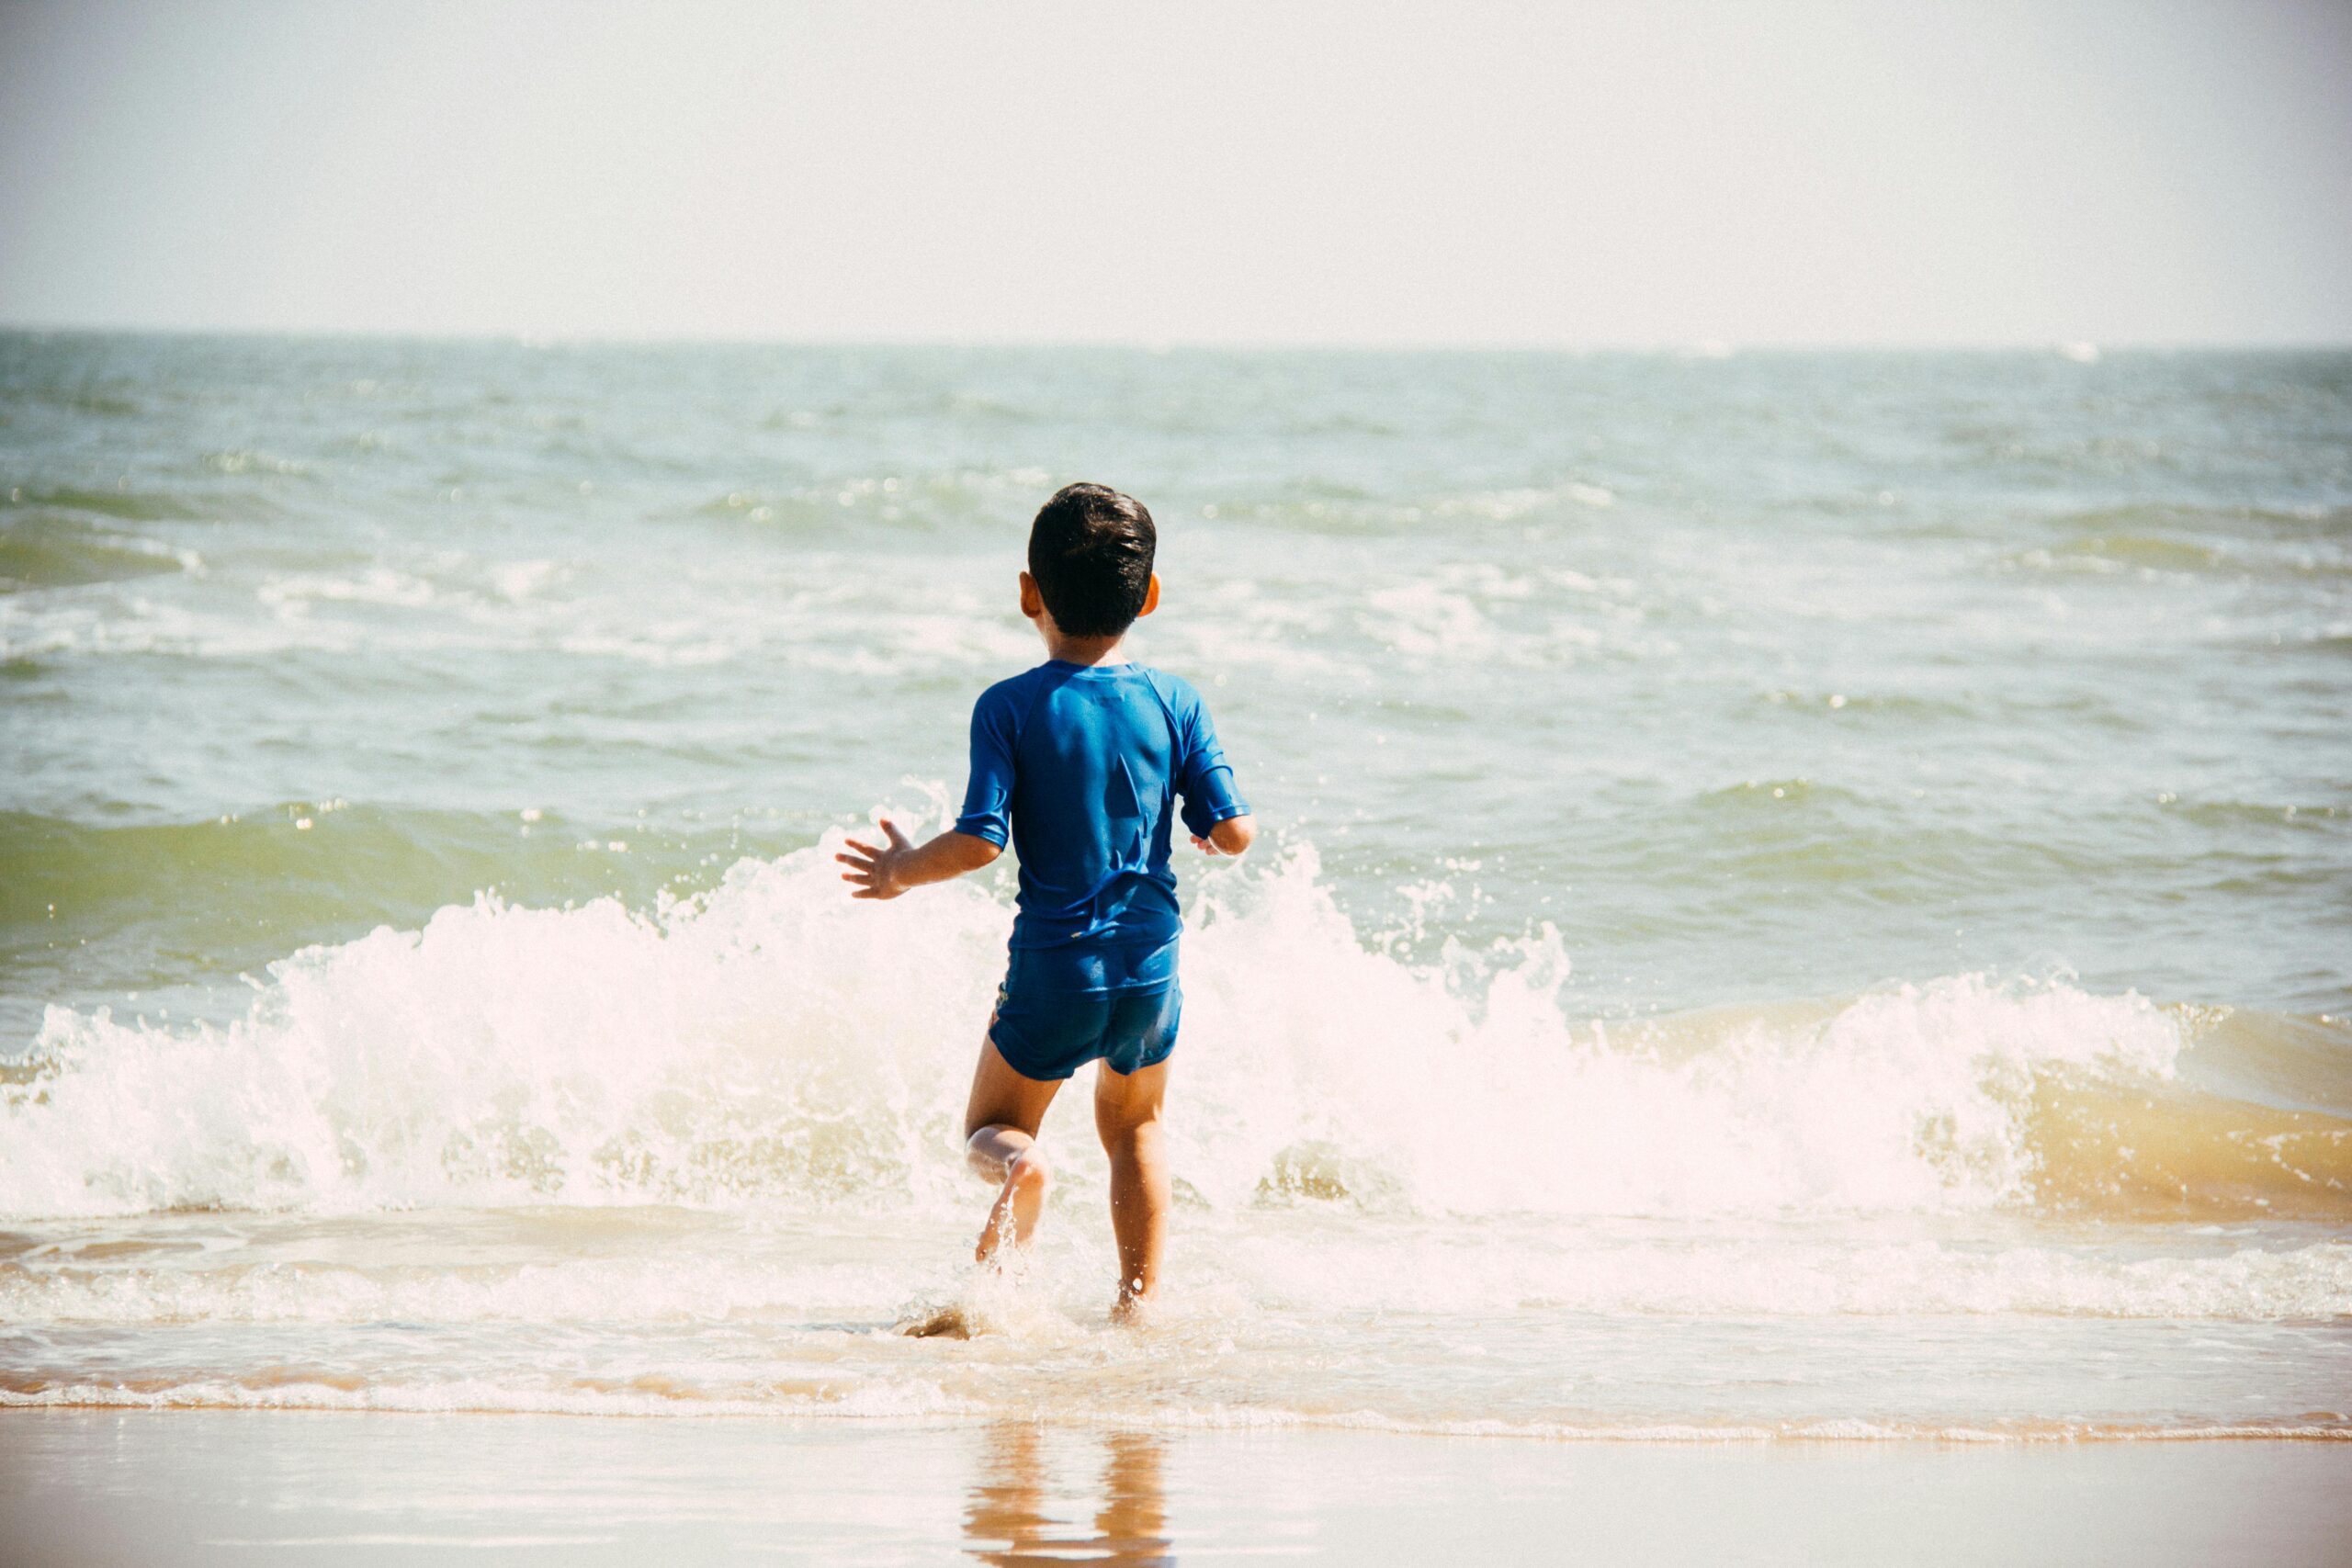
0, 829, 2290, 1223
7, 1232, 2347, 1326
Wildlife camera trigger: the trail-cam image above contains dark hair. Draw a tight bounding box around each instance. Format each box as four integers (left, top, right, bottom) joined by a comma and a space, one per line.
1027, 483, 1156, 638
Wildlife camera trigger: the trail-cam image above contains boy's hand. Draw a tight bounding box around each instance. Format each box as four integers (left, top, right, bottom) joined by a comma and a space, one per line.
1192, 815, 1256, 857
838, 818, 915, 899
838, 820, 1002, 899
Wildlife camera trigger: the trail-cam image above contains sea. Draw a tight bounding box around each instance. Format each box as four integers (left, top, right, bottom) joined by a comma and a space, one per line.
2, 333, 2347, 1445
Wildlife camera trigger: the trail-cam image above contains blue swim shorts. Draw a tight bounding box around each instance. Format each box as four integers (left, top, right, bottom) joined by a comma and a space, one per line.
989, 951, 1182, 1083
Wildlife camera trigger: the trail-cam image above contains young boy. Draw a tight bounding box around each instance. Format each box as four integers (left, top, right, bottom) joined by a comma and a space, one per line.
837, 482, 1254, 1320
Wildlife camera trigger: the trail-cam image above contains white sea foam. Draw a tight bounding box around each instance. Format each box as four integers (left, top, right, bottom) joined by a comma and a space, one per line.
6, 1233, 2346, 1326
2, 830, 2193, 1224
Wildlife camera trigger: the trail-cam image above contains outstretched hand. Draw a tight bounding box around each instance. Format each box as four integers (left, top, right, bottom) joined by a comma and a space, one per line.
1191, 815, 1256, 858
837, 818, 915, 899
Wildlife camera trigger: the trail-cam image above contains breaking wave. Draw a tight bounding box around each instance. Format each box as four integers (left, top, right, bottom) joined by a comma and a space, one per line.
6, 833, 2344, 1224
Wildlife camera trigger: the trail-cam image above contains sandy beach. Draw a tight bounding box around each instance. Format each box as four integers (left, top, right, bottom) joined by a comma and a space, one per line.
7, 1411, 2352, 1566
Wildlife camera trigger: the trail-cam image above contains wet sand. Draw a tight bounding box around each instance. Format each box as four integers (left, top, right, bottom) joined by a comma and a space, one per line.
6, 1413, 2351, 1566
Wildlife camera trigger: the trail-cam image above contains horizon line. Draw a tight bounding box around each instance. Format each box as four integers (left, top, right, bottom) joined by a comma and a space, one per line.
5, 320, 2351, 356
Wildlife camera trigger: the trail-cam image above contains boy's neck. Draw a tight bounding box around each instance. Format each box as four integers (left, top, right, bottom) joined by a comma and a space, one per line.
1043, 632, 1130, 667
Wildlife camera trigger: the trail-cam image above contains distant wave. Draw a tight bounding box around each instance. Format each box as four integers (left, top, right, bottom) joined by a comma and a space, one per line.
0, 513, 200, 592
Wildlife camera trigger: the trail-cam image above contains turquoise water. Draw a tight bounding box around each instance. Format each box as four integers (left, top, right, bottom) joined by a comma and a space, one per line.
1, 333, 2346, 1437
5, 336, 2346, 1026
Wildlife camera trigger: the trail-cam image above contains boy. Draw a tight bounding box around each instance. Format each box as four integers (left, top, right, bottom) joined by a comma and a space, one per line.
837, 482, 1254, 1321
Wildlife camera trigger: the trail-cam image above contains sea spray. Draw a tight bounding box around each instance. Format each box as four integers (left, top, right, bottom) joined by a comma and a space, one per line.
0, 829, 2248, 1224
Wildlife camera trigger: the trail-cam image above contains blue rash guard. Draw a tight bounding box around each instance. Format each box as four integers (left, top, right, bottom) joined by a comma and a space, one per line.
953, 660, 1249, 998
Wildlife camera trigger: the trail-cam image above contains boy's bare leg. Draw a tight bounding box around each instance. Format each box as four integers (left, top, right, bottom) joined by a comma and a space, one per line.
1092, 1055, 1171, 1320
964, 1032, 1062, 1264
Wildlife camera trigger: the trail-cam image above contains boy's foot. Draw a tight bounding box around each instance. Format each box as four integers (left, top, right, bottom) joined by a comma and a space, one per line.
1109, 1288, 1154, 1327
974, 1149, 1050, 1264
898, 1303, 978, 1339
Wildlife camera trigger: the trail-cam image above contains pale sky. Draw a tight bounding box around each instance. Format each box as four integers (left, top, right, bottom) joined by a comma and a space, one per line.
2, 0, 2348, 345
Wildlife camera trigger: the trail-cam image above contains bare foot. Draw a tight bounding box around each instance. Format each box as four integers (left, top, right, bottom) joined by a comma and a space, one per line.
974, 1149, 1050, 1264
1109, 1286, 1154, 1327
898, 1303, 977, 1339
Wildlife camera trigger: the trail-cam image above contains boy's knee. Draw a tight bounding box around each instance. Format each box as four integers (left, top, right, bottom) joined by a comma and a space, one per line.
965, 1127, 1050, 1187
1006, 1145, 1051, 1190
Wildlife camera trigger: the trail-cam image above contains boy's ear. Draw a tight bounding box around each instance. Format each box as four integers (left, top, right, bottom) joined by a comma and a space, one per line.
1137, 572, 1160, 618
1018, 570, 1043, 621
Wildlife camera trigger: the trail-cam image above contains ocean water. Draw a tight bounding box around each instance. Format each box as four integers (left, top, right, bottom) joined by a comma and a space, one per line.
1, 333, 2347, 1441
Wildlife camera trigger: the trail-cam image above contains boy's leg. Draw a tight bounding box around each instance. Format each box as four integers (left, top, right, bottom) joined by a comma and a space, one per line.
1092, 1055, 1171, 1317
964, 1031, 1062, 1263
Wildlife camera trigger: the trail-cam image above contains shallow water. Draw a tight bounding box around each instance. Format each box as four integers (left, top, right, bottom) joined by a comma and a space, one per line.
9, 1413, 2352, 1567
1, 333, 2347, 1438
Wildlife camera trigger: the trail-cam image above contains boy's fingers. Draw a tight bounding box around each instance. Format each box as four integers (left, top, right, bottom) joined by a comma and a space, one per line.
842, 837, 877, 856
882, 819, 913, 849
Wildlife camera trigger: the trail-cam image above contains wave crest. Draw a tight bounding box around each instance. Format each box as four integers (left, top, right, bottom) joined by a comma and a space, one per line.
4, 835, 2342, 1222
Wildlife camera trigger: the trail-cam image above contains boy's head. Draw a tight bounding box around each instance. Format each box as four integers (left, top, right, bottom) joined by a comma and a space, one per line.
1024, 483, 1157, 639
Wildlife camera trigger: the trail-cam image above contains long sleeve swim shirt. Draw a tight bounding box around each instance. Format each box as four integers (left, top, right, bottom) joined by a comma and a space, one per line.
953, 660, 1248, 990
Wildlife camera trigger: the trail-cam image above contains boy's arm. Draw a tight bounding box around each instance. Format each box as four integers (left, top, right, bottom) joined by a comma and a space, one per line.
837, 818, 1001, 900
1172, 679, 1251, 856
842, 677, 1017, 900
1191, 815, 1255, 856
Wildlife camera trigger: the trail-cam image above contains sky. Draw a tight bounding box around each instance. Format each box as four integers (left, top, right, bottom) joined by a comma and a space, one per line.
1, 0, 2348, 346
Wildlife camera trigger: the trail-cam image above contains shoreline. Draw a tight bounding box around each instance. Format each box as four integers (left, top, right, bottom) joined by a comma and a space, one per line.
6, 1401, 2352, 1445
8, 1409, 2352, 1566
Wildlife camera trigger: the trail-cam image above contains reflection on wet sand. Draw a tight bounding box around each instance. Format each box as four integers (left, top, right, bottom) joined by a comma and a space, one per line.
966, 1421, 1174, 1565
